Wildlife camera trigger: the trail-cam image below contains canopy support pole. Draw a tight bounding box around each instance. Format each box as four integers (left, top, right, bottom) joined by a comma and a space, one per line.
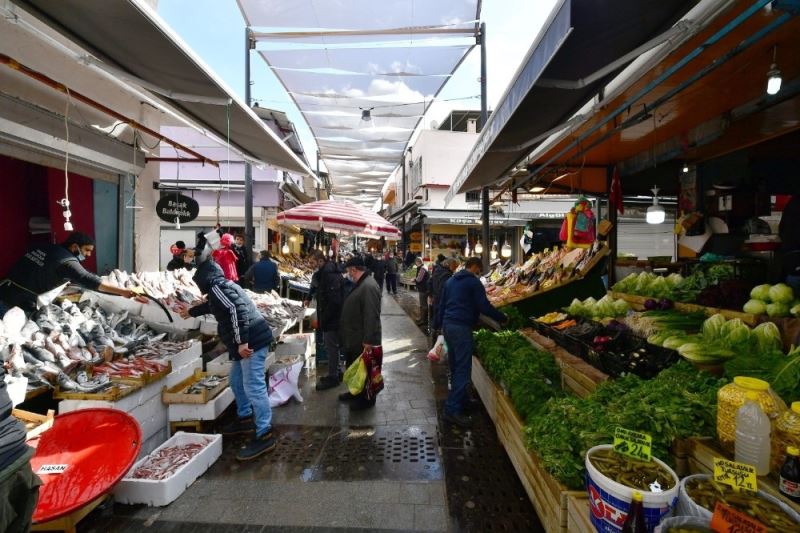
479, 22, 490, 273
244, 28, 255, 257
606, 166, 618, 286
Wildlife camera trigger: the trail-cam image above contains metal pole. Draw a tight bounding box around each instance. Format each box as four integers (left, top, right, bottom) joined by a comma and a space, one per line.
315, 150, 321, 200
244, 28, 254, 256
479, 23, 490, 272
606, 166, 618, 286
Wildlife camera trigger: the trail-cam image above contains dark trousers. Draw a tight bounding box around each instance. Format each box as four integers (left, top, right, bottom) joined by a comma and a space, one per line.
323, 330, 341, 378
418, 290, 429, 324
443, 323, 473, 416
0, 455, 41, 533
376, 277, 385, 293
385, 274, 397, 294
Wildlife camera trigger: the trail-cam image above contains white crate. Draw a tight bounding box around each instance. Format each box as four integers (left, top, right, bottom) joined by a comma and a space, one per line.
275, 333, 313, 358
59, 387, 167, 441
166, 358, 203, 389
168, 386, 234, 422
115, 432, 222, 506
138, 426, 169, 460
206, 352, 231, 376
166, 341, 202, 370
199, 318, 218, 336
57, 377, 164, 415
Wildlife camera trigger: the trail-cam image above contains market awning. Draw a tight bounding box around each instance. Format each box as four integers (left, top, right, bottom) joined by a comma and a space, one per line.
15, 0, 313, 176
419, 208, 566, 226
446, 0, 696, 203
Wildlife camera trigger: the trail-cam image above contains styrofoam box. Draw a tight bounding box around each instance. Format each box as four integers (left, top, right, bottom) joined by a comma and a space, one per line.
166, 357, 203, 389
207, 352, 276, 376
199, 318, 218, 336
59, 388, 167, 441
140, 303, 199, 330
275, 333, 313, 358
115, 432, 222, 506
92, 292, 145, 316
58, 377, 163, 415
166, 341, 202, 370
138, 426, 169, 460
168, 386, 234, 422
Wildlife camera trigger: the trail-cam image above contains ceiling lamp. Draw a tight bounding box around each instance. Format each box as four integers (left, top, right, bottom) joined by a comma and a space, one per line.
501, 241, 512, 258
490, 241, 498, 260
474, 241, 483, 254
282, 243, 290, 254
530, 186, 545, 193
682, 163, 689, 173
646, 186, 666, 225
361, 108, 373, 121
767, 46, 782, 96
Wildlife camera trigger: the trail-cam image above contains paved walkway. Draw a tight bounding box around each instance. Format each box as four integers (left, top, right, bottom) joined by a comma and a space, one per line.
80, 293, 449, 532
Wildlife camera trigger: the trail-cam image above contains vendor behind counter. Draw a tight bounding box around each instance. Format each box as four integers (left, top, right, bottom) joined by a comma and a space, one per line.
0, 232, 139, 316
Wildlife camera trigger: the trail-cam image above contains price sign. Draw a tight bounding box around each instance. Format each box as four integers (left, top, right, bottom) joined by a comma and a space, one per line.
710, 502, 767, 533
713, 457, 758, 492
613, 427, 652, 462
37, 464, 68, 475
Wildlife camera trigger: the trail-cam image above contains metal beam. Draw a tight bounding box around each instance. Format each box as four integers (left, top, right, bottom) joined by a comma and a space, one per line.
479, 22, 490, 273
244, 28, 254, 254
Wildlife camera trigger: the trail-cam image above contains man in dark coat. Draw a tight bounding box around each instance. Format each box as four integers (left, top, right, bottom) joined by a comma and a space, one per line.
433, 257, 506, 428
371, 253, 387, 292
414, 257, 431, 326
431, 257, 458, 331
232, 234, 252, 283
183, 259, 276, 460
385, 252, 398, 295
0, 366, 40, 533
311, 253, 346, 391
337, 257, 382, 410
242, 251, 280, 293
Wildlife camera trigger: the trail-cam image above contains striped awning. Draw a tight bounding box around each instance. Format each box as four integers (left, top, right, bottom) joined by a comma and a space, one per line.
276, 199, 401, 240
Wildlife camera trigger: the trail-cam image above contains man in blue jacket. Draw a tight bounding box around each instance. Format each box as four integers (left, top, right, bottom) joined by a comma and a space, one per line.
242, 250, 280, 293
182, 258, 276, 460
433, 257, 506, 428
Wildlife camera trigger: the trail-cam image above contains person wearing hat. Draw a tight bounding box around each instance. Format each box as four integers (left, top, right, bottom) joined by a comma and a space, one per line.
0, 232, 140, 316
181, 257, 276, 461
337, 256, 383, 410
414, 257, 431, 327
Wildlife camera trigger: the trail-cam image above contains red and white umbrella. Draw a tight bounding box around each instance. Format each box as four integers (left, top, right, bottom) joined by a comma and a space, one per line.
276, 199, 401, 240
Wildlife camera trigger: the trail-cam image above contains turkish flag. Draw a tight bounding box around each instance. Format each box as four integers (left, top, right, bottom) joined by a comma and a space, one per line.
609, 166, 624, 215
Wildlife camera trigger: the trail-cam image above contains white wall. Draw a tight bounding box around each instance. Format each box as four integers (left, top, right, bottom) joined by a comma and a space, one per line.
412, 130, 478, 189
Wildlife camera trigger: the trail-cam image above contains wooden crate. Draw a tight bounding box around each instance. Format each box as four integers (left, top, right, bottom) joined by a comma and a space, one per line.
471, 356, 499, 423
566, 493, 593, 533
162, 370, 228, 405
53, 381, 140, 401
495, 391, 584, 533
13, 409, 54, 440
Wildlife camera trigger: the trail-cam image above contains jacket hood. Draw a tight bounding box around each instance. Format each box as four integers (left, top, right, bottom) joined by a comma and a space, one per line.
452, 269, 476, 281
220, 233, 234, 247
192, 260, 225, 293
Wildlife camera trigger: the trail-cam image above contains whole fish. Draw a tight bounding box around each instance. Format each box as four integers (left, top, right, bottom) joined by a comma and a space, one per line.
23, 343, 56, 364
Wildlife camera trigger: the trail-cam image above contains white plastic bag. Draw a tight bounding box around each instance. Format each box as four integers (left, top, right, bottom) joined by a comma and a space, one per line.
653, 516, 711, 533
428, 335, 447, 362
268, 359, 304, 407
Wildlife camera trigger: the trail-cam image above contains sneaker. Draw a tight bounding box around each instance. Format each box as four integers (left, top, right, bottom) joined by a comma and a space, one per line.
350, 398, 376, 411
316, 375, 340, 391
443, 412, 472, 428
236, 430, 277, 461
220, 416, 255, 436
338, 391, 356, 402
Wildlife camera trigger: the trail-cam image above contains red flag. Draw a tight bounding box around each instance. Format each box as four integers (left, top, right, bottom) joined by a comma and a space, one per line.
609, 166, 624, 215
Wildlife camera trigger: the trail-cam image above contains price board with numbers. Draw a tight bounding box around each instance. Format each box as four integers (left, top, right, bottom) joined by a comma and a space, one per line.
713, 457, 757, 492
613, 427, 652, 462
710, 502, 767, 533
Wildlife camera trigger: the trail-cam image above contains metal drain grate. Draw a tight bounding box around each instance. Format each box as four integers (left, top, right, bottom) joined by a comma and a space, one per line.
326, 428, 438, 464
261, 427, 329, 465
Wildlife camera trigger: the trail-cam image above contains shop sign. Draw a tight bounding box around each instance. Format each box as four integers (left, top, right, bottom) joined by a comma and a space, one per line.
156, 194, 199, 224
409, 243, 423, 252
410, 232, 422, 241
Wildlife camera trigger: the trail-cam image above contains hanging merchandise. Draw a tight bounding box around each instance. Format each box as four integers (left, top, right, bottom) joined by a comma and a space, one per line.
520, 221, 534, 254
559, 196, 596, 249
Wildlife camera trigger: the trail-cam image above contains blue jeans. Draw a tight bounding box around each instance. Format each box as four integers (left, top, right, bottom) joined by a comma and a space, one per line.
443, 323, 474, 416
229, 346, 272, 437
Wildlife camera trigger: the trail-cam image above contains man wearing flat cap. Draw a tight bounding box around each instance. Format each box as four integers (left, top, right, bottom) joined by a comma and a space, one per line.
337, 256, 383, 410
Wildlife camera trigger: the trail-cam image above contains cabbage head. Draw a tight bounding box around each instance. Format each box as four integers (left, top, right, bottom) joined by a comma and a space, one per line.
752, 322, 782, 353
768, 283, 795, 304
702, 314, 727, 341
750, 284, 771, 302
743, 299, 767, 315
766, 302, 790, 318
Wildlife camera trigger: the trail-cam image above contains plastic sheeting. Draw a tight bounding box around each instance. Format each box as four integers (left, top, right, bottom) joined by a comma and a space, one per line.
238, 0, 480, 204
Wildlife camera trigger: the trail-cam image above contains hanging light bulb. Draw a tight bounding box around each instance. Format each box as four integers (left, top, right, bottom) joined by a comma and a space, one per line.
281, 242, 290, 254
174, 216, 181, 230
361, 108, 373, 121
682, 163, 689, 173
646, 186, 666, 224
475, 241, 483, 254
490, 241, 498, 260
501, 241, 512, 258
766, 46, 782, 96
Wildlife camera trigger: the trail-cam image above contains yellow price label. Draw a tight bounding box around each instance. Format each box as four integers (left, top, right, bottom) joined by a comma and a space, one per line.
713, 457, 757, 493
613, 427, 652, 462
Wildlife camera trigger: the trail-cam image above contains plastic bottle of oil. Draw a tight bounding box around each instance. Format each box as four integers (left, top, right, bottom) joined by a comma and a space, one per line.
779, 446, 800, 504
735, 391, 771, 475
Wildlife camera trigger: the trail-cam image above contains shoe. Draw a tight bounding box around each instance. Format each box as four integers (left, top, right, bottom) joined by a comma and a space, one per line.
220, 416, 255, 436
316, 375, 340, 391
462, 398, 483, 414
444, 412, 472, 428
350, 398, 376, 411
339, 391, 356, 402
236, 430, 277, 461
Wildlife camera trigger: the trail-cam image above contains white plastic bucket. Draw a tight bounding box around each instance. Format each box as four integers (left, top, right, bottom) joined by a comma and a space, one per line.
586, 444, 680, 533
653, 515, 711, 533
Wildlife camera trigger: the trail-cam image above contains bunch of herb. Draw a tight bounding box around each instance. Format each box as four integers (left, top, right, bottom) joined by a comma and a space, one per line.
499, 305, 527, 330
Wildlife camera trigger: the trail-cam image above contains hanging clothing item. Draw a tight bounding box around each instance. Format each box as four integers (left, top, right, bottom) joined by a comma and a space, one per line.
559, 197, 596, 249
212, 248, 239, 282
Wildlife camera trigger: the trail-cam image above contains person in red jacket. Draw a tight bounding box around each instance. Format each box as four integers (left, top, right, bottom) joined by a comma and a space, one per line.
213, 233, 239, 282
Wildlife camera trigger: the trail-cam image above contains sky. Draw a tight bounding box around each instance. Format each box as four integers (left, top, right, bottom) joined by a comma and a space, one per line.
157, 0, 559, 180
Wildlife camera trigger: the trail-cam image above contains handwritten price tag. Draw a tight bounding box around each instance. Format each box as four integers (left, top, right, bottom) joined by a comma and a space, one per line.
710, 502, 767, 533
613, 427, 652, 462
37, 464, 68, 475
713, 457, 757, 492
